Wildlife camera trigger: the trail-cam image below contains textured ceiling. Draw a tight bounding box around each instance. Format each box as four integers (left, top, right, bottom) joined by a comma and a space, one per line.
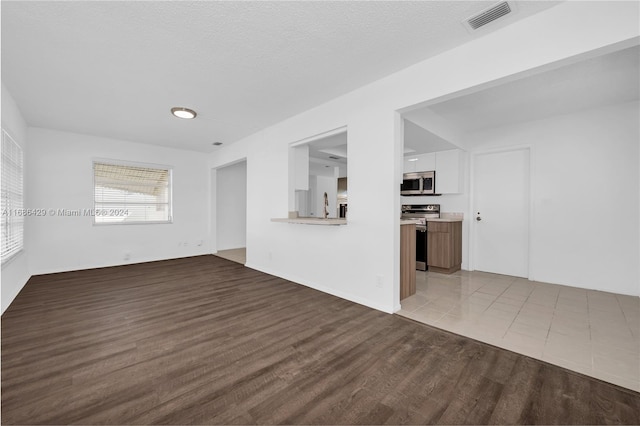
1, 1, 561, 152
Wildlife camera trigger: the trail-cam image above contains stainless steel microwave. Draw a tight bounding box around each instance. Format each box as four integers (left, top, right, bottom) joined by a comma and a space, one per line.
401, 171, 435, 195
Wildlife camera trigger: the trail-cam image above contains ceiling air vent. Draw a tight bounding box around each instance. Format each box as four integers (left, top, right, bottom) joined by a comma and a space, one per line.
464, 1, 512, 31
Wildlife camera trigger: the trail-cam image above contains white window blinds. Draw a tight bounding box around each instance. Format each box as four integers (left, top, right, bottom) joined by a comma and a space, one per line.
93, 162, 172, 224
1, 130, 24, 263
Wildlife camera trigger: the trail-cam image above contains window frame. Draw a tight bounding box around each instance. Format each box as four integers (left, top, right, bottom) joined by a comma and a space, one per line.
92, 159, 173, 226
1, 129, 24, 265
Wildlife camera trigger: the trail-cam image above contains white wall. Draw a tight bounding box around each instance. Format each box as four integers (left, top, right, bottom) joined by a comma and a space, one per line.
214, 106, 400, 313
216, 160, 247, 250
1, 84, 30, 313
27, 127, 211, 275
464, 101, 640, 296
209, 2, 639, 313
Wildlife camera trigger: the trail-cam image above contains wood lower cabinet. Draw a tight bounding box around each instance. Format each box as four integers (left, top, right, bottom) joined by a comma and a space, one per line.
400, 223, 416, 300
427, 221, 462, 274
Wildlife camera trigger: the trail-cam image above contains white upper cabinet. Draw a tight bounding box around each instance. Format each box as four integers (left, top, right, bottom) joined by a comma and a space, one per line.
415, 153, 435, 173
403, 157, 416, 173
404, 152, 435, 174
435, 149, 464, 194
403, 149, 464, 194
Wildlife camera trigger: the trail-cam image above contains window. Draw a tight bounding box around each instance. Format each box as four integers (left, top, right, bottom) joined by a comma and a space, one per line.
1, 130, 24, 264
93, 161, 172, 224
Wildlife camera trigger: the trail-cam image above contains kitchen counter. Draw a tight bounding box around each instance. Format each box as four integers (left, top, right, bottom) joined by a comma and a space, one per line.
427, 220, 462, 274
400, 219, 420, 225
271, 217, 347, 226
426, 212, 463, 223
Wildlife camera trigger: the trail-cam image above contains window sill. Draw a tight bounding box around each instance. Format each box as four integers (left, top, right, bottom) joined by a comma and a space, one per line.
93, 220, 173, 226
271, 218, 347, 226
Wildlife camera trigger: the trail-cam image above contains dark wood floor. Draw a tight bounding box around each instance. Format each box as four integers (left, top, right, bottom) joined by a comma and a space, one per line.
2, 255, 639, 425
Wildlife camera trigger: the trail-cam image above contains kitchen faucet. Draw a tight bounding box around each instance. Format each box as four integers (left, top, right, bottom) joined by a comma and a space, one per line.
323, 192, 329, 219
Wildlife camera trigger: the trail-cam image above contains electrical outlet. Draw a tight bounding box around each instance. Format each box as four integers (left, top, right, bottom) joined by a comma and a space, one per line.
124, 252, 131, 261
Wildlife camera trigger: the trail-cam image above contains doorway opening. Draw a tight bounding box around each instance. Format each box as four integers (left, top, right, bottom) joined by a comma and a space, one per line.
289, 127, 348, 220
215, 160, 247, 265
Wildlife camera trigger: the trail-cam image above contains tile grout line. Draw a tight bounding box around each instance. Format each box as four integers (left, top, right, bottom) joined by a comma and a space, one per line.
542, 287, 562, 360
614, 293, 636, 339
501, 281, 537, 340
484, 278, 526, 340
586, 291, 594, 374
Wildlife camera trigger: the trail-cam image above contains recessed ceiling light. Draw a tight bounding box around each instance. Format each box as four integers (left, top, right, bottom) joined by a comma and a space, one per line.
408, 158, 419, 162
212, 142, 223, 146
171, 107, 197, 119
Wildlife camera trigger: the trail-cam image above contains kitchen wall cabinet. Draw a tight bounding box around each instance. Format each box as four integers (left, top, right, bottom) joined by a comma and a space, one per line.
403, 158, 415, 174
404, 152, 435, 174
427, 221, 462, 274
403, 149, 464, 194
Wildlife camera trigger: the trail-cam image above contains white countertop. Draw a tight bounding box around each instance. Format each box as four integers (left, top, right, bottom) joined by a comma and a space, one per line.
400, 220, 418, 225
271, 217, 347, 226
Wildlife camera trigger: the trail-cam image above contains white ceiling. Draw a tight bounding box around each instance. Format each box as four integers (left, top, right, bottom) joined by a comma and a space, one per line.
404, 119, 457, 156
308, 132, 347, 178
404, 44, 640, 147
1, 1, 561, 152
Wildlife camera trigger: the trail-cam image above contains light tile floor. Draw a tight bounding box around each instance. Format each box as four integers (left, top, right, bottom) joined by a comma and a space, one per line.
397, 270, 640, 392
215, 248, 246, 265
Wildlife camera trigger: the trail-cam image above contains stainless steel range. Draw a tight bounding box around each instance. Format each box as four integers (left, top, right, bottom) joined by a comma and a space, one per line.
401, 204, 440, 271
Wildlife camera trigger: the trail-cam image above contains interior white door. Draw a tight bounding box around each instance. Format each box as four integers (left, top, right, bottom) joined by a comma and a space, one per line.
473, 148, 530, 278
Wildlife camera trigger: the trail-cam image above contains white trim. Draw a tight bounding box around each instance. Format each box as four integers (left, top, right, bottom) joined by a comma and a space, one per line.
28, 252, 210, 276
93, 220, 173, 227
212, 156, 248, 171
91, 157, 173, 171
393, 111, 404, 313
92, 160, 173, 225
245, 262, 396, 314
289, 125, 348, 147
